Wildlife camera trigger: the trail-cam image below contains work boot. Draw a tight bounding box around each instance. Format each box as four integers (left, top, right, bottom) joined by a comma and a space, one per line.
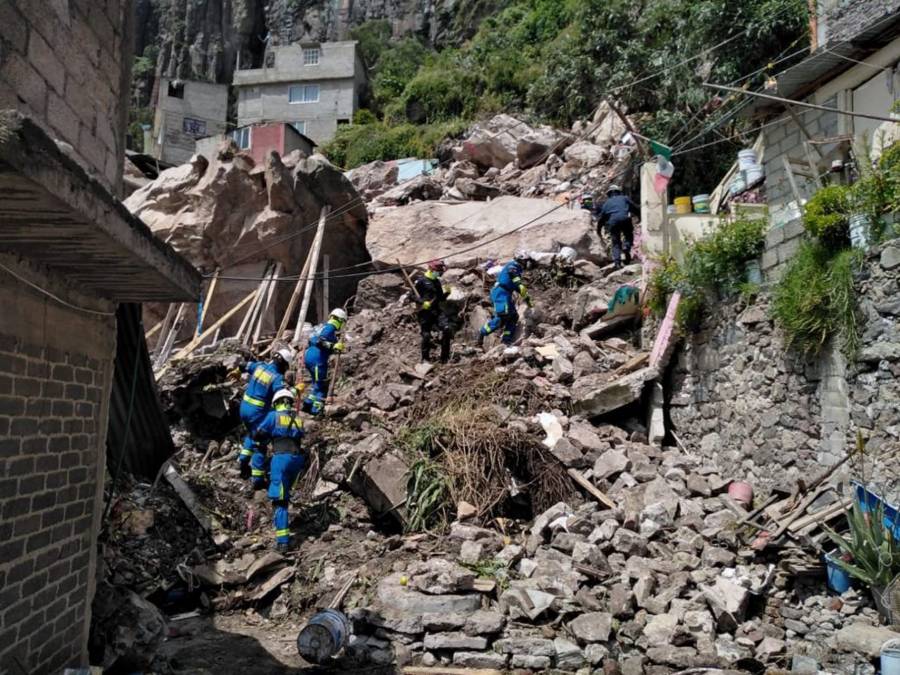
623, 251, 632, 265
476, 332, 485, 350
276, 541, 289, 554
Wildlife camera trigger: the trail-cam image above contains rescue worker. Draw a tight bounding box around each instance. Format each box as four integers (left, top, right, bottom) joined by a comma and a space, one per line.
414, 260, 453, 364
252, 388, 306, 552
303, 308, 347, 400
479, 251, 533, 347
596, 184, 640, 269
237, 348, 293, 484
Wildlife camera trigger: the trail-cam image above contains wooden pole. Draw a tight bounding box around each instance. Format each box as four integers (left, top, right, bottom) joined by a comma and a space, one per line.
269, 235, 317, 351
197, 268, 220, 337
153, 303, 177, 352
320, 254, 330, 324
244, 265, 276, 344
157, 289, 259, 378
253, 262, 282, 344
327, 354, 342, 401
154, 303, 186, 369
396, 259, 421, 300
293, 205, 330, 344
236, 262, 271, 341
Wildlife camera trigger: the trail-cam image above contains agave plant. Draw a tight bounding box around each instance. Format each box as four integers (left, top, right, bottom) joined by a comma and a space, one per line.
405, 458, 450, 533
823, 493, 900, 588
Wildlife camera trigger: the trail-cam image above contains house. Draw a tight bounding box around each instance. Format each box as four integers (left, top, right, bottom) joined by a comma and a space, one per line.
151, 77, 229, 166
195, 121, 317, 165
233, 41, 367, 144
743, 0, 900, 277
0, 3, 201, 673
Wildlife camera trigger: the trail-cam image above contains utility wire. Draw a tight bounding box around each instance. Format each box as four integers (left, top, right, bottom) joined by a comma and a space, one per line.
0, 261, 115, 316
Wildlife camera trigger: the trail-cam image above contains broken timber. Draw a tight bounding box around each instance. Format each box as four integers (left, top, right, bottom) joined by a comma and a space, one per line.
164, 463, 229, 546
293, 206, 330, 344
567, 468, 616, 509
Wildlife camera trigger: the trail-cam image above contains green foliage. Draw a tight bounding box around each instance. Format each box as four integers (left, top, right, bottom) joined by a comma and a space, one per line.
824, 490, 900, 589
371, 38, 431, 111
460, 558, 511, 590
851, 138, 900, 240
405, 458, 450, 533
321, 118, 467, 169
350, 20, 393, 68
771, 242, 862, 356
645, 218, 766, 331
803, 185, 851, 248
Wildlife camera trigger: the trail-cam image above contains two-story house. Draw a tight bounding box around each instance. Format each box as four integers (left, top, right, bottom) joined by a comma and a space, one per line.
233, 41, 367, 145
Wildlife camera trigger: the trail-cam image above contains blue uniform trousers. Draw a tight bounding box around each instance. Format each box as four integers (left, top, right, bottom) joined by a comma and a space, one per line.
304, 353, 329, 398
268, 453, 306, 544
481, 286, 519, 345
238, 401, 269, 479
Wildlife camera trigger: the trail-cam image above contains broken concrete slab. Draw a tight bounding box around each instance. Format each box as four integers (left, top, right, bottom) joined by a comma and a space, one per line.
834, 623, 900, 658
351, 451, 410, 523
701, 577, 750, 632
572, 367, 658, 417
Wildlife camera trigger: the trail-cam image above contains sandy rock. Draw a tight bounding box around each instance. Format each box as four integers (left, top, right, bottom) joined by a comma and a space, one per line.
517, 127, 574, 169
568, 611, 613, 643
564, 141, 609, 168
453, 651, 508, 668
455, 114, 525, 169
464, 610, 505, 636
348, 159, 400, 200
594, 448, 630, 480
835, 623, 900, 657
423, 632, 488, 650
701, 577, 750, 632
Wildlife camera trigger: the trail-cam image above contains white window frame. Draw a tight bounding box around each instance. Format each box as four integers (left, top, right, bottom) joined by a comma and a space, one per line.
291, 121, 306, 135
233, 127, 251, 150
288, 84, 320, 104
303, 47, 320, 66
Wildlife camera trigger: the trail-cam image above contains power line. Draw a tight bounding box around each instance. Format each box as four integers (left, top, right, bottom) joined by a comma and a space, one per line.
0, 261, 116, 317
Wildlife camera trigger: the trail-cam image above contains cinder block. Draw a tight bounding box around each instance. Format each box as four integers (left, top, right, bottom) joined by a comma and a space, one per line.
761, 249, 779, 270
0, 2, 28, 54
784, 219, 805, 239
47, 92, 80, 147
0, 52, 47, 117
765, 226, 785, 247
27, 29, 65, 95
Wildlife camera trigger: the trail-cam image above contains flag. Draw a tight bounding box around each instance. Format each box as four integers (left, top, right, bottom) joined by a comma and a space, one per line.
649, 139, 673, 161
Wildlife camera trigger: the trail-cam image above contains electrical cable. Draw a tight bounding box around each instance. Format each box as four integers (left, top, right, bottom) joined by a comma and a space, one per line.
0, 261, 116, 316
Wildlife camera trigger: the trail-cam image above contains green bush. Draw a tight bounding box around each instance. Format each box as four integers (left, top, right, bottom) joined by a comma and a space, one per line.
771, 242, 861, 356
802, 185, 851, 248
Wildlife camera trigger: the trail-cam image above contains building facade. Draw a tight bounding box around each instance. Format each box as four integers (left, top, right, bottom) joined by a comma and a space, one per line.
233, 41, 367, 144
151, 77, 229, 166
0, 3, 201, 674
196, 121, 317, 165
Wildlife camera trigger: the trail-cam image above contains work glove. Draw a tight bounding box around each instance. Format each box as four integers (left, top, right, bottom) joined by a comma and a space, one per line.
226, 367, 242, 380
239, 462, 251, 480
421, 300, 433, 311
334, 341, 346, 353
523, 294, 534, 309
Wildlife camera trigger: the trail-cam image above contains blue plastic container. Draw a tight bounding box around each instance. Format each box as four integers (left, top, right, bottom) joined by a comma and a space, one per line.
882, 639, 900, 675
824, 553, 852, 593
852, 481, 900, 538
297, 608, 350, 664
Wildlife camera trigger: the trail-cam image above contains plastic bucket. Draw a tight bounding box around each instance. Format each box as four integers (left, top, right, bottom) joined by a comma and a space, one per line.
849, 214, 870, 249
745, 260, 762, 285
728, 481, 753, 506
881, 638, 900, 675
674, 196, 692, 214
824, 554, 852, 593
692, 194, 711, 214
738, 149, 758, 170
297, 608, 351, 663
744, 165, 764, 186
729, 174, 747, 196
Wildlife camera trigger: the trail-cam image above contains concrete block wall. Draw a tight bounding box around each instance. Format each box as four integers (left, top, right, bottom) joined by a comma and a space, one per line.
0, 260, 117, 674
0, 0, 133, 196
759, 101, 840, 279
821, 0, 900, 45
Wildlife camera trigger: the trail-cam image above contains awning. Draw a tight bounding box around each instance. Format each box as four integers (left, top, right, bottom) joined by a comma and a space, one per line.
0, 111, 200, 302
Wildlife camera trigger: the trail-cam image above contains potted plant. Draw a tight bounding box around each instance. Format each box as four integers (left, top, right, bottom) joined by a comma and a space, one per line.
824, 492, 900, 623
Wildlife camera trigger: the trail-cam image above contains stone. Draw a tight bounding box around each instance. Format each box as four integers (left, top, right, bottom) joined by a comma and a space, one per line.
611, 529, 648, 557
701, 577, 750, 632
348, 159, 400, 200
517, 127, 574, 169
499, 587, 556, 621
452, 651, 508, 668
375, 174, 443, 206
554, 637, 587, 669
643, 477, 680, 519
494, 637, 555, 657
552, 437, 585, 467
791, 655, 820, 673
755, 636, 785, 660
643, 613, 679, 644
357, 452, 409, 521
511, 654, 552, 669
458, 540, 483, 565
881, 244, 900, 270
607, 584, 636, 618
584, 643, 610, 665
568, 421, 608, 452
564, 140, 608, 168
594, 449, 630, 479
572, 367, 658, 417
589, 519, 619, 543
423, 632, 488, 651
375, 573, 482, 616
553, 355, 575, 383
464, 610, 505, 636
645, 646, 699, 668
701, 545, 736, 567
422, 613, 467, 631
531, 501, 572, 537
457, 501, 476, 520
619, 654, 647, 675
835, 623, 900, 658
407, 559, 476, 595
367, 387, 397, 411
568, 611, 613, 643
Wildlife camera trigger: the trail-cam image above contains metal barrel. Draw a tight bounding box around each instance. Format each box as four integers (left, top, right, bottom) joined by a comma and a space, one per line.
296, 608, 351, 664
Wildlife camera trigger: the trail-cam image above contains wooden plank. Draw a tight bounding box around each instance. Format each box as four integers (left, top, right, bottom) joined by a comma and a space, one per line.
236, 262, 271, 342
320, 254, 330, 324
567, 468, 616, 509
267, 241, 316, 353
789, 498, 851, 533
152, 303, 176, 351
157, 289, 258, 377
649, 290, 680, 371
396, 259, 421, 300
197, 268, 220, 337
581, 313, 635, 339
293, 206, 330, 344
244, 264, 277, 345
253, 262, 282, 344
614, 352, 650, 375
154, 302, 186, 369
781, 155, 804, 205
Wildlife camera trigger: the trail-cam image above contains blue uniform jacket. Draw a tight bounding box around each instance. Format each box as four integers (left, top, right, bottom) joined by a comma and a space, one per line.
496, 261, 526, 297
597, 194, 640, 225
304, 319, 341, 367
254, 408, 304, 446
243, 361, 285, 408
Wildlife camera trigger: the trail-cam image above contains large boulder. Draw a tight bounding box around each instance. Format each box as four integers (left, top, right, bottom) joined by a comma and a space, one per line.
348, 160, 400, 201
368, 195, 602, 268
125, 141, 369, 338
454, 114, 527, 169
517, 127, 574, 169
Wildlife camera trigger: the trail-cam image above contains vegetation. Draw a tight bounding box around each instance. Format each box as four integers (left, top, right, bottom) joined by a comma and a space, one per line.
802, 185, 851, 249
327, 0, 809, 173
824, 492, 900, 589
646, 217, 766, 330
405, 458, 450, 533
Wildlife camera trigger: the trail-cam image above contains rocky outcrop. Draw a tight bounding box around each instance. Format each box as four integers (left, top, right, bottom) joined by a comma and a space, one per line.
125, 142, 369, 335
366, 195, 603, 268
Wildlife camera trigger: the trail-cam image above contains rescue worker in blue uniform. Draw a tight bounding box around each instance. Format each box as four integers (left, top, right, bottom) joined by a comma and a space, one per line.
414, 260, 453, 363
302, 307, 347, 411
237, 347, 293, 483
252, 388, 306, 553
479, 251, 534, 347
596, 184, 640, 269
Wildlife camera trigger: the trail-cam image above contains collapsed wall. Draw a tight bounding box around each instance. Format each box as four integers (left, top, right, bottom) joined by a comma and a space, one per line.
668, 239, 900, 494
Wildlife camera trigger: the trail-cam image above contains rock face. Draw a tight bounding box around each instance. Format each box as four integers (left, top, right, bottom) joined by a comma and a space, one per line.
125, 142, 369, 335
367, 195, 601, 268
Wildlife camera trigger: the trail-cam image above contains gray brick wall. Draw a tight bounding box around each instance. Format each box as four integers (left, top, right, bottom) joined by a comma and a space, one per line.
0, 262, 116, 675
821, 0, 900, 46
0, 0, 133, 196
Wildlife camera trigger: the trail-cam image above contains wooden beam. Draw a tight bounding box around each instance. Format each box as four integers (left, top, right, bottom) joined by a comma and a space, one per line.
154, 302, 186, 369
197, 268, 220, 337
268, 241, 316, 353
236, 262, 270, 342
243, 265, 277, 345
567, 468, 617, 509
252, 262, 282, 344
293, 205, 330, 344
786, 104, 824, 159
156, 288, 258, 377
152, 303, 176, 351
396, 259, 421, 300
781, 155, 804, 205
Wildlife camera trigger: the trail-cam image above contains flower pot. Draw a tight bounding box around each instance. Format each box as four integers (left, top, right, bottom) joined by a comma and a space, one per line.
824, 553, 852, 593
744, 260, 762, 285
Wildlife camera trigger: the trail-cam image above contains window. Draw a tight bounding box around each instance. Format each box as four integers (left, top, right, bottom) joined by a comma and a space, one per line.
290, 121, 306, 135
182, 117, 207, 137
337, 118, 350, 126
232, 127, 251, 150
288, 84, 319, 104
303, 47, 320, 66
167, 81, 184, 99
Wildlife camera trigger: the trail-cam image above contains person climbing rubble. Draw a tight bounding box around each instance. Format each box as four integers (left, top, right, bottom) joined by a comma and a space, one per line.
479, 250, 534, 347
251, 388, 306, 553
414, 260, 454, 364
595, 184, 640, 269
302, 308, 347, 414
237, 347, 293, 483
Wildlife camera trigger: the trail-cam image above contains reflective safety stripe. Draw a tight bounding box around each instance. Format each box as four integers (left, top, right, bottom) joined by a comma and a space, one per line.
276, 528, 290, 537
239, 448, 253, 457
253, 368, 274, 385
481, 323, 493, 334
251, 469, 266, 476
243, 394, 266, 407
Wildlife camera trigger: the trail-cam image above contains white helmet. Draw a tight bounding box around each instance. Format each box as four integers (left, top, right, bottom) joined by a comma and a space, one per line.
272, 388, 296, 406
607, 184, 622, 193
514, 249, 530, 263
330, 308, 348, 322
275, 347, 295, 363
